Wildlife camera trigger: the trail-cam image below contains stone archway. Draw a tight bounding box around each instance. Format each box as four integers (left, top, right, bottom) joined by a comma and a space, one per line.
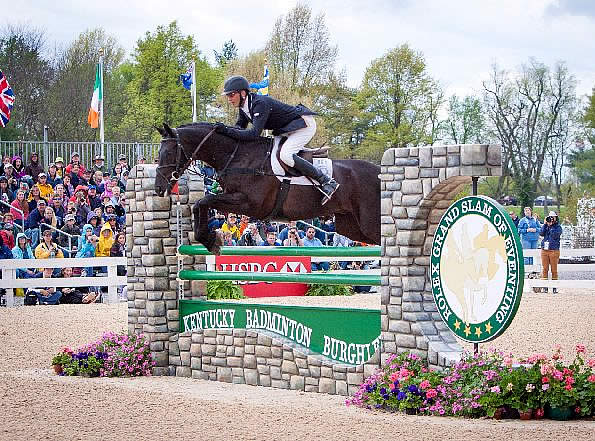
380, 144, 502, 367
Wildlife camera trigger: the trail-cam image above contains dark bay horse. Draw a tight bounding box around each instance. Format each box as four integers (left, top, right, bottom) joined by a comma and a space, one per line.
154, 123, 380, 255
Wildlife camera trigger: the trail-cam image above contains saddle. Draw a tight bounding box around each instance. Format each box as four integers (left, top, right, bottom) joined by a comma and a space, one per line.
275, 136, 330, 177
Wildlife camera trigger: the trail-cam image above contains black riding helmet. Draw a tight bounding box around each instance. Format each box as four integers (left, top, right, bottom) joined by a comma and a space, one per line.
222, 75, 250, 95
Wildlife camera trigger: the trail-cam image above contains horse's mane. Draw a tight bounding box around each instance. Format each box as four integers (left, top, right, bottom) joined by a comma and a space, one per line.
177, 122, 272, 150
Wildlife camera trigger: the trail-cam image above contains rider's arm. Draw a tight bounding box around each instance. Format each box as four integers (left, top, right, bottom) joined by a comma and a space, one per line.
235, 111, 249, 129
224, 101, 272, 141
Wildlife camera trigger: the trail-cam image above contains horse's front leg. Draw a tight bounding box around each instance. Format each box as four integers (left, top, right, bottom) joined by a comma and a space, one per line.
192, 192, 249, 255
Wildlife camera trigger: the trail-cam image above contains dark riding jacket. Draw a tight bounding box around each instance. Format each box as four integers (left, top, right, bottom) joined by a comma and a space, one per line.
224, 93, 316, 141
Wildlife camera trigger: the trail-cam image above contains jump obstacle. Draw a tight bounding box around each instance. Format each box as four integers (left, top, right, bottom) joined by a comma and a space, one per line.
126, 144, 502, 395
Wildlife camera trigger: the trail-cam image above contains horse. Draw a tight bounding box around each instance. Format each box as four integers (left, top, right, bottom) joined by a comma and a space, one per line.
154, 122, 380, 255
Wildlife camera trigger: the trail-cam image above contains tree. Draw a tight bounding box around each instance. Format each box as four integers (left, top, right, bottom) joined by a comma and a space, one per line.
357, 44, 443, 161
214, 40, 238, 67
443, 95, 485, 144
119, 21, 221, 141
266, 2, 338, 94
583, 87, 595, 145
0, 25, 52, 140
44, 28, 125, 141
483, 59, 577, 208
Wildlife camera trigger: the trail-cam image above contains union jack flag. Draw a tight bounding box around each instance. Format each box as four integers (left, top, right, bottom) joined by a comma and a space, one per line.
0, 70, 15, 128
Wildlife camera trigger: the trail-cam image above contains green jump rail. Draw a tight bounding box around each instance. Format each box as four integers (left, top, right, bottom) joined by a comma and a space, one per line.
178, 245, 381, 257
178, 270, 381, 286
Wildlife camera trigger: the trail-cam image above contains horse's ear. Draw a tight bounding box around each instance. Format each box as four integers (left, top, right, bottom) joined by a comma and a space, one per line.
155, 125, 166, 137
163, 123, 174, 138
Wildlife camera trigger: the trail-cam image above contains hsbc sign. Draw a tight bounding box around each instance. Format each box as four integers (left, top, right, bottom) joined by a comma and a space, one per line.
215, 255, 311, 298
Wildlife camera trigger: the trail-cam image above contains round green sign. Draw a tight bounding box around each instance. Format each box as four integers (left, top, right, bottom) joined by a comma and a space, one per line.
430, 195, 524, 343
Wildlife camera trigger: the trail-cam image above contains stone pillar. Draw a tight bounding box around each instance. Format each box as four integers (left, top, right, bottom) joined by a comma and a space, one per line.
126, 165, 206, 375
380, 144, 502, 368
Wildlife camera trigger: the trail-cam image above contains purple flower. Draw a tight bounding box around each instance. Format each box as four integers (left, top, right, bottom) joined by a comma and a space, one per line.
408, 384, 418, 394
397, 391, 407, 401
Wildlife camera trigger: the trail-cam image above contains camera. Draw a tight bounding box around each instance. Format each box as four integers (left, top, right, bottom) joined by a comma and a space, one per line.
546, 216, 553, 223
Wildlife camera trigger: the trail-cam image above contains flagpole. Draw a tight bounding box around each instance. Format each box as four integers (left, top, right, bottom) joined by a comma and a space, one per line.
191, 60, 197, 122
99, 48, 105, 156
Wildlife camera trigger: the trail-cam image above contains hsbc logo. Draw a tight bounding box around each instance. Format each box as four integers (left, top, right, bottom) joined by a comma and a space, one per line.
280, 262, 308, 273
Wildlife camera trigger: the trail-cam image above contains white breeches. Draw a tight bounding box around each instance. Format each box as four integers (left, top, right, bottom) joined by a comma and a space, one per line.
278, 115, 316, 167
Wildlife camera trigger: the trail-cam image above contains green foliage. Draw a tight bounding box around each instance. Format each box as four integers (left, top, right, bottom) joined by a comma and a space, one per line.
214, 40, 238, 67
119, 21, 222, 141
443, 95, 485, 144
0, 25, 52, 140
583, 87, 595, 145
357, 44, 443, 161
306, 283, 352, 297
206, 280, 245, 300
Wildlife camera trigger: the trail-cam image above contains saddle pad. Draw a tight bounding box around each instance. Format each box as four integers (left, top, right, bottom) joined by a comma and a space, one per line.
271, 136, 333, 185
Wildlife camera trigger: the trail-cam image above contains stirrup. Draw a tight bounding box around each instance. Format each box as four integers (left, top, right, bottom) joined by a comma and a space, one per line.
320, 181, 339, 205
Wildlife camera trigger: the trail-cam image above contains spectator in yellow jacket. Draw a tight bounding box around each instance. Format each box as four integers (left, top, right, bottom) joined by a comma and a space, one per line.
34, 172, 54, 200
95, 221, 114, 257
220, 213, 241, 241
35, 229, 64, 259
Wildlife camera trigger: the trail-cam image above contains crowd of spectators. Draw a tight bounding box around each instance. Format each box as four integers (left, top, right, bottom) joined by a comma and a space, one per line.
0, 151, 135, 305
206, 209, 375, 276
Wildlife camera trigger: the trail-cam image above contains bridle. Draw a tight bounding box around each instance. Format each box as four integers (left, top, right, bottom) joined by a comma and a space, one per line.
156, 127, 217, 191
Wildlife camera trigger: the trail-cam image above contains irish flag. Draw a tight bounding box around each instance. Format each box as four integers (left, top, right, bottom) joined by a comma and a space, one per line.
87, 63, 102, 128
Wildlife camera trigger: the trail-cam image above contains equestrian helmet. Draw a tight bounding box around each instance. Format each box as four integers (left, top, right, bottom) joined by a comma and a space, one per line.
222, 75, 250, 95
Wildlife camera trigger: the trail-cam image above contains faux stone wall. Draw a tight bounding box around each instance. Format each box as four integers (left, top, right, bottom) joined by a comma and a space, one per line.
127, 144, 502, 393
380, 144, 501, 368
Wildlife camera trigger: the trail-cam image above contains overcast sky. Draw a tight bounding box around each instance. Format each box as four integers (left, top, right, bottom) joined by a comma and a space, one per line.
14, 0, 595, 97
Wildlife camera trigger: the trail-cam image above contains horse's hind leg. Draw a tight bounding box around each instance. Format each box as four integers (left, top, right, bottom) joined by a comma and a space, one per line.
335, 213, 369, 244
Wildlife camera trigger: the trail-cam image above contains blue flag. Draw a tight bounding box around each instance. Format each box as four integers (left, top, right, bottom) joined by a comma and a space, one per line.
249, 65, 269, 96
180, 65, 193, 91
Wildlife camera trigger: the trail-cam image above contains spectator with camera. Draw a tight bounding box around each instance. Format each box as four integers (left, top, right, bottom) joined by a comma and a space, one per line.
35, 228, 64, 260
26, 198, 48, 247
76, 226, 97, 277
238, 223, 264, 246
0, 176, 13, 210
283, 226, 304, 246
540, 211, 563, 293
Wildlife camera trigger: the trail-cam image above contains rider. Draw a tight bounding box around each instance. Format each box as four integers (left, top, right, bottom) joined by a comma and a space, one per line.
215, 75, 339, 205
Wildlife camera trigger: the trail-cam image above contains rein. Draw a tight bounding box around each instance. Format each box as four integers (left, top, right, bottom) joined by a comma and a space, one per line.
157, 127, 217, 187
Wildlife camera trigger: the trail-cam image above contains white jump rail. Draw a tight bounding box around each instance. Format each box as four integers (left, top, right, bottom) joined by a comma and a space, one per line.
522, 248, 595, 291
0, 257, 127, 307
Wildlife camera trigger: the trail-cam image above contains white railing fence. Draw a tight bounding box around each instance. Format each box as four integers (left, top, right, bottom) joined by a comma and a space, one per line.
0, 257, 126, 307
522, 248, 595, 290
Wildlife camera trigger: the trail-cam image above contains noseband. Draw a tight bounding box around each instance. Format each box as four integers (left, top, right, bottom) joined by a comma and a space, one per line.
157, 127, 217, 189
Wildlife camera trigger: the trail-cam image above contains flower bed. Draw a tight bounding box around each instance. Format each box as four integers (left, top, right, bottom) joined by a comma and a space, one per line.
51, 332, 154, 377
346, 346, 595, 420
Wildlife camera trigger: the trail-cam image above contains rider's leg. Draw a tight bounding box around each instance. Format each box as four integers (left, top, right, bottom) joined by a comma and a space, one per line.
281, 117, 339, 204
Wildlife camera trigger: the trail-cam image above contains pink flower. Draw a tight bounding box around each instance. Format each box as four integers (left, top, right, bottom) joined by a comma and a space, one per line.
419, 380, 431, 390
587, 375, 595, 383
490, 386, 501, 394
565, 376, 575, 385
542, 383, 550, 391
426, 389, 438, 399
535, 408, 544, 417
565, 384, 573, 391
576, 344, 586, 353
504, 357, 513, 367
552, 370, 563, 381
541, 376, 549, 383
389, 372, 399, 383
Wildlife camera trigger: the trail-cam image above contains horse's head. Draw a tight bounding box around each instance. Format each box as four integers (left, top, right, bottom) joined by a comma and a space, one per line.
154, 123, 179, 197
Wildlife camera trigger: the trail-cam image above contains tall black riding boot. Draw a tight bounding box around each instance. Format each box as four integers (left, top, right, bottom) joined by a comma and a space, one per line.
291, 154, 339, 205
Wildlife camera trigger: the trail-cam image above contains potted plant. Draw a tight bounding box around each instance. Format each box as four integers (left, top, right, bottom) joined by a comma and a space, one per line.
51, 348, 73, 375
